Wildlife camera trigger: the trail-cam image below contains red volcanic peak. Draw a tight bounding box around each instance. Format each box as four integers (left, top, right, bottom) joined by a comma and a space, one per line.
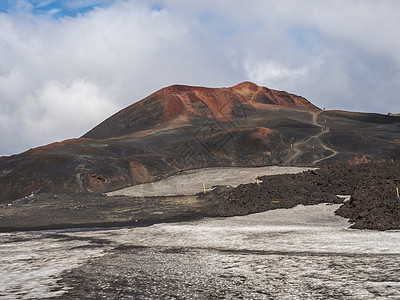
82, 82, 318, 140
160, 81, 318, 119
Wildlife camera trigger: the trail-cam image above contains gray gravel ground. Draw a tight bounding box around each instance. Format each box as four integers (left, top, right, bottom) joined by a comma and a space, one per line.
2, 204, 400, 299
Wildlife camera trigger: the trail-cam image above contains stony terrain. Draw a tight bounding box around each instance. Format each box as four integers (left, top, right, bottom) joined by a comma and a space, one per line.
208, 161, 400, 230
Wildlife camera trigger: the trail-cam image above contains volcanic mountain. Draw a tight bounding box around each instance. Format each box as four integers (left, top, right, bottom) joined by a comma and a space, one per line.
82, 81, 317, 139
1, 81, 400, 204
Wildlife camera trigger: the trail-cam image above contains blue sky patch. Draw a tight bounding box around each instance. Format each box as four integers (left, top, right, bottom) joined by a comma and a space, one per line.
151, 2, 165, 12
0, 0, 114, 18
0, 2, 11, 12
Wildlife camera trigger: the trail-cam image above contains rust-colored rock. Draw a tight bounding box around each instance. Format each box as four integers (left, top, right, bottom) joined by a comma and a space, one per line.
129, 160, 152, 184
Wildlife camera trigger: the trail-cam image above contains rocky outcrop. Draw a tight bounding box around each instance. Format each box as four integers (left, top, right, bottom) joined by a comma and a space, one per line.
208, 161, 400, 230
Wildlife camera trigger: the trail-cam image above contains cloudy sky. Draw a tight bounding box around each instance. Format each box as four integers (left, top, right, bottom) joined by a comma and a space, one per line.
1, 0, 400, 156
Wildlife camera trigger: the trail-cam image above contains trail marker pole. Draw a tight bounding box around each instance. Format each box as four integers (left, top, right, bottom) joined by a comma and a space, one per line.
256, 175, 259, 185
203, 183, 206, 195
397, 187, 399, 198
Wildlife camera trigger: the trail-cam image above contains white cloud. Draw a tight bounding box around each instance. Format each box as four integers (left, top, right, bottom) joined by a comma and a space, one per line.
1, 0, 400, 156
244, 60, 307, 86
21, 79, 118, 142
35, 0, 56, 8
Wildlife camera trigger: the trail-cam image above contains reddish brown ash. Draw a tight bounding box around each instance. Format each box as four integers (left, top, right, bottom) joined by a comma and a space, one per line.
155, 81, 319, 123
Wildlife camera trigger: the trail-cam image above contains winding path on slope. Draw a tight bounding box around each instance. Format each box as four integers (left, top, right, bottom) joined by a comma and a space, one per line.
283, 110, 338, 166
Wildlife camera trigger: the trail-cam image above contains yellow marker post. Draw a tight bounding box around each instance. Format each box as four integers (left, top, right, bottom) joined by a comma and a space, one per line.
290, 144, 293, 149
203, 183, 206, 195
321, 127, 323, 132
397, 187, 399, 198
256, 175, 259, 185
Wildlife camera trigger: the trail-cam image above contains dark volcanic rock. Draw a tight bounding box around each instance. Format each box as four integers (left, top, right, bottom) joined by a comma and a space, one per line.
202, 175, 342, 217
336, 186, 400, 230
209, 161, 400, 230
